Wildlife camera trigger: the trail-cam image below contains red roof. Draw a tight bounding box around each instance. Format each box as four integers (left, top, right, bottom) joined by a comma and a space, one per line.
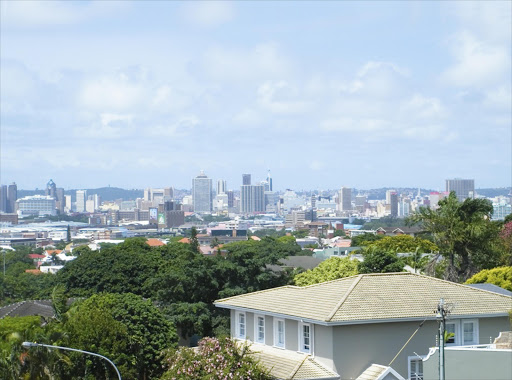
178, 238, 191, 244
28, 254, 46, 259
146, 238, 165, 247
45, 250, 62, 255
25, 269, 43, 275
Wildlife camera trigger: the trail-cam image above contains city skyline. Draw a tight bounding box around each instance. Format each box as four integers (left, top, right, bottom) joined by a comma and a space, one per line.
1, 1, 510, 190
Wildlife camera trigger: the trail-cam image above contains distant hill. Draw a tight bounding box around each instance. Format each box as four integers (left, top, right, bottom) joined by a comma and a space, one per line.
18, 187, 143, 202
475, 188, 511, 198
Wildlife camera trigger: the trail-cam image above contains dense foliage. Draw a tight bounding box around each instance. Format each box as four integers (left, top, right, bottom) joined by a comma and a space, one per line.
365, 235, 438, 253
161, 337, 271, 379
350, 233, 384, 247
409, 192, 507, 281
358, 248, 404, 274
294, 257, 359, 286
465, 266, 512, 291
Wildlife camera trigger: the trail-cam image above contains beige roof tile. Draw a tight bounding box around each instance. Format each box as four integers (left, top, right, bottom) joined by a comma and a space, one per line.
249, 344, 339, 379
215, 273, 512, 323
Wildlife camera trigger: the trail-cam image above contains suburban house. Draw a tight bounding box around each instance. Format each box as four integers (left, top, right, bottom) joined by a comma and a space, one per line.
214, 272, 512, 380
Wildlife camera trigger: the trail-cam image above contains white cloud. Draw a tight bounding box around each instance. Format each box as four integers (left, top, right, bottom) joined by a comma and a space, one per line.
148, 116, 200, 138
79, 75, 144, 111
483, 86, 512, 110
441, 31, 510, 87
257, 80, 312, 114
180, 1, 234, 28
400, 94, 447, 120
1, 1, 127, 28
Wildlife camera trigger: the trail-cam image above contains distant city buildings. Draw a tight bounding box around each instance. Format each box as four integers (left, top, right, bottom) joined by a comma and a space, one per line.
16, 195, 56, 217
339, 187, 352, 212
76, 190, 87, 213
446, 178, 475, 201
192, 171, 213, 213
240, 183, 265, 213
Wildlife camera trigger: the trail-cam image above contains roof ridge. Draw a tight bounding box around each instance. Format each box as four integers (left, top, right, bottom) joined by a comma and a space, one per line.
326, 275, 363, 322
288, 353, 310, 380
214, 285, 296, 303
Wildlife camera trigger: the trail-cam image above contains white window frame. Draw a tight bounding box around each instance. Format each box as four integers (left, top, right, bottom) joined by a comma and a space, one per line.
462, 319, 479, 345
254, 314, 265, 344
274, 318, 285, 348
236, 311, 246, 339
444, 319, 479, 346
298, 322, 313, 354
408, 355, 425, 380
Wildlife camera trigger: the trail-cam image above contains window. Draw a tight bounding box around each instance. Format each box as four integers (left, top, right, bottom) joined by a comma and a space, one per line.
462, 320, 478, 345
255, 315, 265, 343
299, 322, 312, 353
408, 356, 424, 380
236, 312, 246, 339
444, 319, 478, 346
274, 319, 285, 348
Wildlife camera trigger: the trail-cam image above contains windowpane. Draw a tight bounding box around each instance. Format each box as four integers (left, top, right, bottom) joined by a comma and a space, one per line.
303, 325, 310, 351
445, 322, 456, 344
409, 358, 423, 380
463, 321, 476, 345
257, 316, 265, 342
276, 320, 285, 346
238, 313, 245, 337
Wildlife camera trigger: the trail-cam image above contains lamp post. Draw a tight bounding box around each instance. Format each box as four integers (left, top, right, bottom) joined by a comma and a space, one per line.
22, 342, 121, 380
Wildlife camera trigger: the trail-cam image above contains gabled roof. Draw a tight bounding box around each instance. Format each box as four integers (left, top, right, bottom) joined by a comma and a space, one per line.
249, 344, 339, 380
215, 273, 512, 325
356, 364, 404, 380
146, 238, 165, 247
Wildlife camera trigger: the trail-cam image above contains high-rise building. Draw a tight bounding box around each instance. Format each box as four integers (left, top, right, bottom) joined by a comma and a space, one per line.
192, 171, 213, 213
242, 174, 251, 186
339, 187, 352, 211
56, 188, 65, 214
64, 195, 72, 213
227, 190, 234, 208
0, 185, 7, 212
217, 180, 227, 195
16, 195, 56, 217
445, 179, 475, 201
76, 190, 87, 212
266, 170, 273, 192
45, 179, 57, 198
240, 184, 265, 213
7, 183, 17, 213
355, 194, 367, 212
389, 191, 398, 217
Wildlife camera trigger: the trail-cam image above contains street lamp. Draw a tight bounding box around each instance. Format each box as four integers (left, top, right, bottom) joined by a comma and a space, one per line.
22, 342, 122, 380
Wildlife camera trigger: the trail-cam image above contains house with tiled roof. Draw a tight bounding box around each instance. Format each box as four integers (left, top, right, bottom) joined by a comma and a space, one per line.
146, 238, 165, 247
215, 272, 512, 380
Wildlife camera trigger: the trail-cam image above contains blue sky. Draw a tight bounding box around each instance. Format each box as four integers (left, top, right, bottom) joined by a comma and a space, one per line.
1, 1, 510, 191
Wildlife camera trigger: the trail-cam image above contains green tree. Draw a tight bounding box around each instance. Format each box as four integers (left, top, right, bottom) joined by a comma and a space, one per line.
365, 234, 438, 253
161, 337, 271, 379
409, 192, 503, 282
350, 233, 384, 247
66, 225, 71, 243
294, 257, 359, 286
465, 266, 512, 291
190, 227, 200, 253
62, 293, 178, 379
358, 248, 404, 274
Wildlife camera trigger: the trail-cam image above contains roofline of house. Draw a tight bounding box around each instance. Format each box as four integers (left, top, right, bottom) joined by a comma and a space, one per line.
214, 304, 510, 326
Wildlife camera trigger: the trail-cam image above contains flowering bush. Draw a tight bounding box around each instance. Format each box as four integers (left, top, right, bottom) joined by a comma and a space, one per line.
161, 337, 272, 379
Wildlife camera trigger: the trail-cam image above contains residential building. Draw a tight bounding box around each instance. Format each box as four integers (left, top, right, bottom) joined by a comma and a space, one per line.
339, 187, 352, 212
76, 190, 87, 212
446, 178, 475, 201
492, 201, 511, 221
240, 184, 265, 213
16, 195, 57, 217
215, 272, 511, 380
192, 171, 213, 213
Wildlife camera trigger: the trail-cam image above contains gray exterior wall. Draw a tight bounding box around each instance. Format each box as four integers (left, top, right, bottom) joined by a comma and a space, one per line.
423, 347, 512, 380
314, 324, 335, 370
332, 320, 438, 379
478, 316, 510, 344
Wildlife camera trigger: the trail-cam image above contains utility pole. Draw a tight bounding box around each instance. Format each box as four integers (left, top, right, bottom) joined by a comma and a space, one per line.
435, 298, 449, 380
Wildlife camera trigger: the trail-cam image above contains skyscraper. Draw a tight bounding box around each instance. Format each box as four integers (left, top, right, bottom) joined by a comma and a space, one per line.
242, 174, 251, 186
217, 180, 227, 195
240, 184, 265, 213
339, 187, 352, 211
266, 170, 273, 192
0, 185, 7, 212
389, 192, 398, 217
45, 179, 57, 198
445, 179, 475, 201
7, 183, 17, 213
192, 171, 213, 213
76, 190, 87, 212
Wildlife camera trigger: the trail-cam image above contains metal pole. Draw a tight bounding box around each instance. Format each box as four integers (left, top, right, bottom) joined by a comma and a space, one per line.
436, 299, 446, 380
22, 342, 121, 380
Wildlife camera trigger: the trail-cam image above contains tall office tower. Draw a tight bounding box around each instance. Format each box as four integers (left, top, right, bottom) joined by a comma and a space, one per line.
7, 183, 17, 213
56, 187, 65, 213
445, 179, 475, 201
355, 194, 367, 212
94, 194, 102, 210
164, 187, 174, 199
192, 171, 213, 213
240, 184, 265, 213
76, 190, 87, 212
144, 188, 151, 201
45, 179, 57, 198
267, 170, 273, 191
386, 189, 397, 205
339, 187, 352, 211
217, 180, 227, 195
227, 190, 234, 208
311, 194, 317, 209
242, 174, 251, 186
64, 195, 72, 212
389, 191, 398, 217
0, 185, 7, 212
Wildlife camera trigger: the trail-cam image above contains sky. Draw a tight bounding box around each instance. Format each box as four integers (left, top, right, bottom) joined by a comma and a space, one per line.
1, 1, 511, 191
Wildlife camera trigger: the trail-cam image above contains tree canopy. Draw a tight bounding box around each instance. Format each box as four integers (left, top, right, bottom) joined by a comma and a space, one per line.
409, 192, 505, 282
294, 257, 359, 286
365, 234, 439, 253
465, 266, 512, 291
358, 248, 404, 274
